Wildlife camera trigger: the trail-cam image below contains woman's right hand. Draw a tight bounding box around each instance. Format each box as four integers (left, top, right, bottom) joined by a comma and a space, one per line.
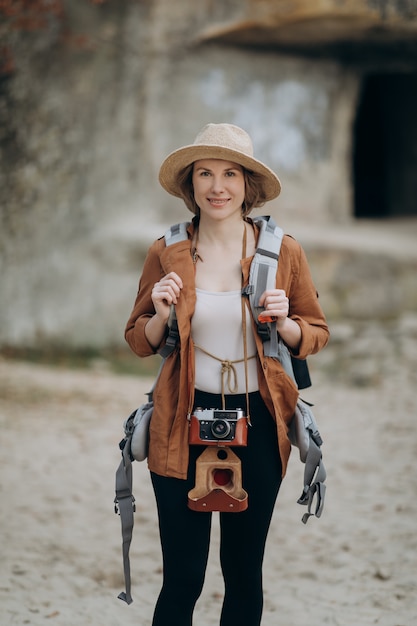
145, 272, 183, 349
151, 272, 183, 323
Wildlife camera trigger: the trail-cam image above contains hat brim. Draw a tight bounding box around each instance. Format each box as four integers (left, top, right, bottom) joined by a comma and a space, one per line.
159, 144, 281, 202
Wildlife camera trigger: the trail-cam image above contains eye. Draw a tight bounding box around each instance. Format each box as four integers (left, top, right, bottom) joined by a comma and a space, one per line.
199, 170, 211, 177
225, 171, 235, 177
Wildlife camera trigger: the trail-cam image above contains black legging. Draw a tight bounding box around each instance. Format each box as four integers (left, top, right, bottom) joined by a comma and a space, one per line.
151, 391, 283, 626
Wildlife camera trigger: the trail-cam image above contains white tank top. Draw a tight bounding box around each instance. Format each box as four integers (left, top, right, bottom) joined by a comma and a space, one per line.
192, 288, 259, 395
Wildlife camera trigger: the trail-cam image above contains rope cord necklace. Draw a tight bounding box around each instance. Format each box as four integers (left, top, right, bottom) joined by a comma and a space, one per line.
192, 223, 253, 422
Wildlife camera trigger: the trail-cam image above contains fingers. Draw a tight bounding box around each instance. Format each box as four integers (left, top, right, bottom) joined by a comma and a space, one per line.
152, 272, 183, 307
257, 289, 289, 322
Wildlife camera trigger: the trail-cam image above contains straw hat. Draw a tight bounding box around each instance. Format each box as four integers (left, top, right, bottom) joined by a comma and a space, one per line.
158, 123, 281, 201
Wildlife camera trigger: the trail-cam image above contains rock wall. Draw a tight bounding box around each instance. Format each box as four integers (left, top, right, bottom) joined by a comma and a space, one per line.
1, 0, 416, 350
195, 0, 417, 51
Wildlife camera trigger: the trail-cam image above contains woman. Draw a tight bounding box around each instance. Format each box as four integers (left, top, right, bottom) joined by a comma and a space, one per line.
125, 123, 329, 626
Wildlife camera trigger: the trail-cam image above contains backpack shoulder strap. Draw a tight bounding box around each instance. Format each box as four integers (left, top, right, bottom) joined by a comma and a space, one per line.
244, 216, 284, 359
157, 222, 191, 358
245, 216, 311, 389
164, 221, 191, 245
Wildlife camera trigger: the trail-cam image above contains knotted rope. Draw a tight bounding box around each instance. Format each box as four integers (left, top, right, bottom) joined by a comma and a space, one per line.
193, 344, 255, 410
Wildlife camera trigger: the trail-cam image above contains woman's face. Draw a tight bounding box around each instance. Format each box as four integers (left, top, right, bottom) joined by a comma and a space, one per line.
192, 159, 245, 221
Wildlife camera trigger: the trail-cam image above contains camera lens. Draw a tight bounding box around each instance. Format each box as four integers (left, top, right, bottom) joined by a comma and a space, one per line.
211, 419, 231, 439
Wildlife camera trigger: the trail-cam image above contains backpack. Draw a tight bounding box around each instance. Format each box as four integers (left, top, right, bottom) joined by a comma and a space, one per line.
114, 215, 326, 604
164, 217, 326, 516
162, 216, 312, 389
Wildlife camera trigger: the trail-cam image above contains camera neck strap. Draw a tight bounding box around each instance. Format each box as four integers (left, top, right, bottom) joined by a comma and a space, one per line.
192, 223, 252, 424
241, 224, 251, 425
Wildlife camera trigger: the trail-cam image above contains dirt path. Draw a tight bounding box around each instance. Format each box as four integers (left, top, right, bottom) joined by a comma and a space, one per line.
1, 341, 416, 625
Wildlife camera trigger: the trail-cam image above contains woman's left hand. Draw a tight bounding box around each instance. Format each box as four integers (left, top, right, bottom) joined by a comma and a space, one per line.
257, 289, 302, 350
257, 289, 289, 327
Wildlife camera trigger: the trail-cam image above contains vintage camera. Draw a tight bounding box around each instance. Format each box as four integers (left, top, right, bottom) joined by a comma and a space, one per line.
189, 408, 247, 447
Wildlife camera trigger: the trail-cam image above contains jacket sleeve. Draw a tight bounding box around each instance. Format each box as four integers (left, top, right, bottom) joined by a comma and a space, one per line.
282, 236, 330, 360
125, 239, 166, 357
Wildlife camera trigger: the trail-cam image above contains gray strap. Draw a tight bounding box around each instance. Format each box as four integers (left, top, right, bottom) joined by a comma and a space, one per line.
164, 221, 191, 245
275, 337, 296, 384
157, 226, 191, 359
114, 441, 135, 604
115, 359, 165, 604
278, 341, 326, 523
158, 306, 179, 359
296, 431, 326, 524
248, 216, 284, 359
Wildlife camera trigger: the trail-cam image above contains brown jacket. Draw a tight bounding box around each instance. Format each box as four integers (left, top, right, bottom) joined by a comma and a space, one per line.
125, 220, 329, 480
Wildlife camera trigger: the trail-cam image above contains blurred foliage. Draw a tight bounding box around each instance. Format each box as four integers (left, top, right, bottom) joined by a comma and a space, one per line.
0, 0, 109, 75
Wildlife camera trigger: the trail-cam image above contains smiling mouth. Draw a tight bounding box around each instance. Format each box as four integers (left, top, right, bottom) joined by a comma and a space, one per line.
208, 198, 230, 205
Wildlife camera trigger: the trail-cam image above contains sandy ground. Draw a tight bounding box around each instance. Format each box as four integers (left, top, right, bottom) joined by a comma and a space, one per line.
1, 331, 417, 626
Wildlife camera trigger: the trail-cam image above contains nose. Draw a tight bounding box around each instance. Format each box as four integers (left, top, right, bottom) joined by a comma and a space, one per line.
210, 174, 225, 194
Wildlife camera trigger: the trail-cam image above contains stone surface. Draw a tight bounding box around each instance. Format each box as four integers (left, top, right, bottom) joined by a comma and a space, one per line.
1, 0, 416, 349
196, 0, 417, 53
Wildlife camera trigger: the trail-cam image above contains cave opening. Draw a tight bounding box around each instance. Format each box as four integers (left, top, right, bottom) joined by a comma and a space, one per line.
353, 73, 417, 219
